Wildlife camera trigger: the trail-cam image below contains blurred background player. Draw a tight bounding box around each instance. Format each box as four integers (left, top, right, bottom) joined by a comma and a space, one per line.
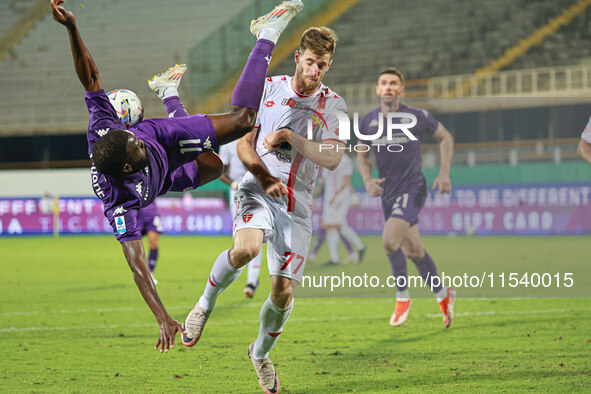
138, 201, 163, 284
52, 0, 281, 352
313, 154, 365, 265
358, 67, 456, 328
577, 116, 591, 164
220, 141, 263, 298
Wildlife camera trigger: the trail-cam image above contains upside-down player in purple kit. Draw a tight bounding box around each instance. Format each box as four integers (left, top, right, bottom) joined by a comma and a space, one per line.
51, 0, 299, 352
358, 68, 456, 328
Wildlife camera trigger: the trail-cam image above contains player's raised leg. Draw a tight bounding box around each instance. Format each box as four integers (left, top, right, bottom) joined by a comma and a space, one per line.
209, 0, 304, 146
402, 225, 456, 328
149, 63, 190, 117
382, 217, 412, 327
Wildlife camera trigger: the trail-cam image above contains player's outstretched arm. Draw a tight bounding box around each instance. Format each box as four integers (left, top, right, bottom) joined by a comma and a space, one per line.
264, 128, 344, 171
121, 240, 184, 352
238, 129, 288, 198
51, 0, 102, 92
357, 148, 385, 197
431, 123, 454, 194
577, 138, 591, 164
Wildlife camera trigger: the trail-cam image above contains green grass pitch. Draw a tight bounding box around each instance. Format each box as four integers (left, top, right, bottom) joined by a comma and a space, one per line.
1, 235, 590, 392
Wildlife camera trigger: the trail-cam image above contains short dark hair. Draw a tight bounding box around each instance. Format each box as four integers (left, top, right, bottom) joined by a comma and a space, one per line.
299, 27, 338, 57
379, 67, 405, 85
91, 129, 130, 177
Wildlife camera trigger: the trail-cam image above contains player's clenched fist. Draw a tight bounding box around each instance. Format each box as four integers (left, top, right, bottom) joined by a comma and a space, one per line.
260, 175, 289, 198
364, 177, 385, 197
263, 128, 291, 151
51, 0, 76, 27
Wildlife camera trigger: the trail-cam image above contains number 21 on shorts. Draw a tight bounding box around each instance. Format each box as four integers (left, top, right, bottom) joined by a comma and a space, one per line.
391, 193, 409, 216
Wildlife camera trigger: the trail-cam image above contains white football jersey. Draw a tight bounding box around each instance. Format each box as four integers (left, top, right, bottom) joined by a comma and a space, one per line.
219, 140, 248, 182
582, 116, 591, 143
241, 75, 347, 215
322, 153, 353, 206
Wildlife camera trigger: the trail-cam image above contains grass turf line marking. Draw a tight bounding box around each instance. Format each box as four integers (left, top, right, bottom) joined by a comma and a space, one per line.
1, 308, 585, 333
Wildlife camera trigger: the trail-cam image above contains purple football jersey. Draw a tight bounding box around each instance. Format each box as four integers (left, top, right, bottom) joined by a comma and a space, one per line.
358, 104, 438, 201
86, 89, 217, 242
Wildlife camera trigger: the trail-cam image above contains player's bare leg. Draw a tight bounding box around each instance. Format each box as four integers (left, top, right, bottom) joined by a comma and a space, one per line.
382, 217, 412, 326
402, 226, 456, 328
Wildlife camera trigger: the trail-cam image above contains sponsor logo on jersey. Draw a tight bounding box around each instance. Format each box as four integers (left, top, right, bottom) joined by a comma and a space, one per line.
242, 213, 253, 223
95, 128, 110, 137
113, 206, 126, 216
115, 216, 127, 235
135, 182, 143, 196
270, 150, 292, 163
203, 136, 213, 150
265, 100, 275, 108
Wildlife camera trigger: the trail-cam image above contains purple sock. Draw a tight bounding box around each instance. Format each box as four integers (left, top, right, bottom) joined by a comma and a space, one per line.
412, 252, 442, 294
312, 228, 326, 256
339, 232, 353, 254
387, 248, 407, 291
231, 39, 274, 110
148, 248, 159, 272
163, 97, 189, 118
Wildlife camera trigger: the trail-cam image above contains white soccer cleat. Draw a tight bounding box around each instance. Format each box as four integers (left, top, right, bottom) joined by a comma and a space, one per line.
250, 0, 304, 40
344, 252, 360, 264
148, 63, 187, 99
438, 288, 456, 328
389, 298, 411, 327
182, 303, 211, 347
248, 342, 280, 394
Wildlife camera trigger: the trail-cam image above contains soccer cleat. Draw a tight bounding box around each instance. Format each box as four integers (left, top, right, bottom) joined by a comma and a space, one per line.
248, 342, 280, 394
244, 283, 257, 298
389, 298, 411, 327
148, 63, 187, 100
150, 272, 158, 285
182, 304, 211, 347
357, 245, 367, 264
344, 252, 359, 264
250, 0, 304, 39
438, 288, 456, 328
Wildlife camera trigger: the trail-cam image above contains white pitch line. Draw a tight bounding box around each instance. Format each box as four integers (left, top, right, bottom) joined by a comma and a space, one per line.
0, 297, 558, 317
1, 308, 587, 333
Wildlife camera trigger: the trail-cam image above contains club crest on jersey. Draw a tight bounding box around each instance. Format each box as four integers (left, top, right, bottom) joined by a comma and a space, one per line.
115, 216, 127, 235
242, 213, 253, 223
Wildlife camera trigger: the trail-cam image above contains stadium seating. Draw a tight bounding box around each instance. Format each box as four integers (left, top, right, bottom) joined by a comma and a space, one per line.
0, 0, 254, 134
272, 0, 587, 86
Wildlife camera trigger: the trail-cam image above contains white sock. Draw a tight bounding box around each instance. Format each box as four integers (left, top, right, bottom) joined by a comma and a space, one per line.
340, 224, 365, 250
258, 28, 281, 45
160, 86, 179, 100
246, 249, 263, 286
327, 229, 340, 263
435, 287, 448, 303
198, 249, 244, 310
253, 296, 294, 360
396, 289, 410, 301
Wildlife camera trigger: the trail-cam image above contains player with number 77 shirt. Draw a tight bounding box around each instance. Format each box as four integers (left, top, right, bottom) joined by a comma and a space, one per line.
183, 20, 348, 393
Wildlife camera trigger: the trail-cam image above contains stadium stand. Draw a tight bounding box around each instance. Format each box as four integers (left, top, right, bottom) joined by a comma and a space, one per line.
0, 0, 254, 135
271, 0, 587, 86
